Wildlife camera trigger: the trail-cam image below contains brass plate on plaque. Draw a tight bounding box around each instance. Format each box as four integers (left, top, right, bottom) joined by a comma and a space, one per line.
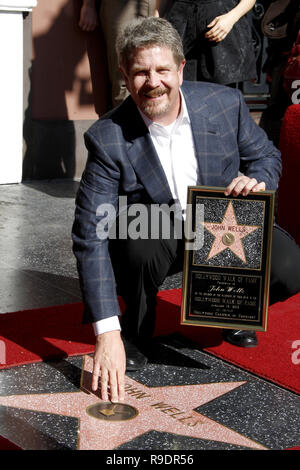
222, 232, 235, 246
86, 402, 138, 421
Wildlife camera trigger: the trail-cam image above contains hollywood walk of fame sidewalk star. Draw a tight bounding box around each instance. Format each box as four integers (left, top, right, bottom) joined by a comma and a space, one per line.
202, 201, 259, 263
0, 355, 267, 450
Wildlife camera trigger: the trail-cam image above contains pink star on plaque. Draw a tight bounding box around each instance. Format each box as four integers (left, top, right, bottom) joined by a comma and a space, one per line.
0, 355, 267, 450
203, 201, 259, 263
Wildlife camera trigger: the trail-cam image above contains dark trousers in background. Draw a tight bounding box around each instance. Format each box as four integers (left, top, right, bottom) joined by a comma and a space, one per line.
109, 208, 300, 345
99, 0, 156, 107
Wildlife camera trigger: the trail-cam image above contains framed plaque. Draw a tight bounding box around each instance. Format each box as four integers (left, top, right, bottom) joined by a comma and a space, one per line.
181, 186, 275, 331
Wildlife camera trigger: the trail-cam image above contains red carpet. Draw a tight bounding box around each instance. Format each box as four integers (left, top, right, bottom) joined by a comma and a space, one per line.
0, 289, 299, 394
0, 436, 21, 450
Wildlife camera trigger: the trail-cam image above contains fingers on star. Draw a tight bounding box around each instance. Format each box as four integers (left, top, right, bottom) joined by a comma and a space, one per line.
92, 363, 100, 392
100, 368, 109, 401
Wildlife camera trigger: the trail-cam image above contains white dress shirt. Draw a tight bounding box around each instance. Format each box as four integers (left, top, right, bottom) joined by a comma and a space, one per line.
93, 90, 198, 335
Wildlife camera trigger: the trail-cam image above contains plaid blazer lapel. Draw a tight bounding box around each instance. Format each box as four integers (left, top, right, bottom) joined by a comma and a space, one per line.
125, 103, 174, 204
181, 85, 223, 186
127, 133, 174, 204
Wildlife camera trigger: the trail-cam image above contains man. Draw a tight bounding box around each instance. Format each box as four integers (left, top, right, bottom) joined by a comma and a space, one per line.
72, 17, 300, 403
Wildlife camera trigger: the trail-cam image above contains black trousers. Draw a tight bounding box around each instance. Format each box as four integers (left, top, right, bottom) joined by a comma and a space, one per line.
109, 210, 300, 344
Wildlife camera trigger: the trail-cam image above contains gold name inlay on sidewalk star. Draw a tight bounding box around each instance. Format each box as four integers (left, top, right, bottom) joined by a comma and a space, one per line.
125, 383, 204, 427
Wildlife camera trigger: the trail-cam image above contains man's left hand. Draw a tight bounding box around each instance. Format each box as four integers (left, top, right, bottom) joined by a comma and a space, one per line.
225, 176, 266, 197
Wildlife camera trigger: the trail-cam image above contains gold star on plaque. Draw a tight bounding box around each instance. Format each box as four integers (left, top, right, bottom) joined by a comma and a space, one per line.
203, 201, 259, 263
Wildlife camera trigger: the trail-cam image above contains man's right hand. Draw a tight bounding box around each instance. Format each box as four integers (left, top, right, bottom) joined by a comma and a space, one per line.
92, 330, 126, 402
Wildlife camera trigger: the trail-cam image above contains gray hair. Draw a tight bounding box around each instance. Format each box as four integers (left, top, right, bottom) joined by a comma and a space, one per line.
116, 17, 185, 71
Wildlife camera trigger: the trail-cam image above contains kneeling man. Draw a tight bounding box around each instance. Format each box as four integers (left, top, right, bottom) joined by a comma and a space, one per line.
72, 17, 300, 402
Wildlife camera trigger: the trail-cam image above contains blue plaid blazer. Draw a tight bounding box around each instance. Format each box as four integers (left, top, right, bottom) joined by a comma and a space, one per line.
72, 81, 282, 323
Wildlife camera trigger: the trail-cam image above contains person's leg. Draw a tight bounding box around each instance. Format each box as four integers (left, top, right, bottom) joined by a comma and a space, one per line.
109, 205, 184, 348
100, 0, 156, 108
269, 225, 300, 304
111, 236, 181, 344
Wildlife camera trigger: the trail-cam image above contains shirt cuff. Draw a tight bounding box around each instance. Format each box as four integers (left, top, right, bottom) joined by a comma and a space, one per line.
92, 316, 121, 336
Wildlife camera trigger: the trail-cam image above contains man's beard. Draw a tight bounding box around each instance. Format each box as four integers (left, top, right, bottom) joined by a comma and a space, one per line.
139, 87, 170, 119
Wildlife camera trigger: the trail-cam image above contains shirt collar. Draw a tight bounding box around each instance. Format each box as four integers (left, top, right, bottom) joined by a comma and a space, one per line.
138, 88, 190, 133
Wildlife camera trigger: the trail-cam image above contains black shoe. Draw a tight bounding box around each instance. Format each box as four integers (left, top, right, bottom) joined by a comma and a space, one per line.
222, 329, 258, 348
122, 337, 148, 371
